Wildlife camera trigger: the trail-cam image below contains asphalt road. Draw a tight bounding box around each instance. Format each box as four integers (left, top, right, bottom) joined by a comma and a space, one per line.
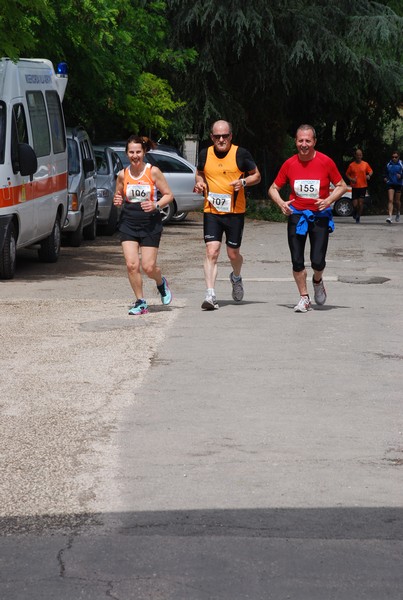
0, 213, 402, 599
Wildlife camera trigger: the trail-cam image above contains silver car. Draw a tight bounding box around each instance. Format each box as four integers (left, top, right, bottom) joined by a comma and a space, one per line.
332, 186, 371, 217
64, 127, 98, 246
108, 144, 204, 224
93, 146, 123, 235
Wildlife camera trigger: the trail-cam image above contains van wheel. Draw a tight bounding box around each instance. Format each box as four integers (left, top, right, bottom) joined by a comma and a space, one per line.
83, 208, 97, 241
38, 216, 61, 263
69, 212, 83, 247
0, 222, 17, 280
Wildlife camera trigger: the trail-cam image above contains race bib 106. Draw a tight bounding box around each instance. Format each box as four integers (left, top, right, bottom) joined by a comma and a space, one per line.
126, 184, 151, 203
294, 179, 320, 199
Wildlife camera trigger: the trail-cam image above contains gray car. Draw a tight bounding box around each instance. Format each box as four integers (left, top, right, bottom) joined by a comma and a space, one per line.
93, 146, 124, 235
64, 127, 98, 246
108, 144, 204, 224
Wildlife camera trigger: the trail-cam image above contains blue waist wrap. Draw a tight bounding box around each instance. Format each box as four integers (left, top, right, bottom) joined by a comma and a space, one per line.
290, 206, 335, 235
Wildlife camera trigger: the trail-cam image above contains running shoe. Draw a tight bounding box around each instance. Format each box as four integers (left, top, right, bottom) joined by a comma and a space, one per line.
158, 276, 172, 305
355, 216, 360, 223
230, 272, 244, 302
294, 296, 312, 313
312, 277, 327, 305
201, 295, 219, 310
128, 299, 149, 315
386, 217, 392, 224
396, 213, 400, 222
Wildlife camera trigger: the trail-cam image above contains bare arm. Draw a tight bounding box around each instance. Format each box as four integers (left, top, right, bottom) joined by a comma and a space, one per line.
113, 169, 125, 206
229, 166, 261, 192
315, 179, 348, 211
194, 169, 207, 195
146, 166, 173, 212
268, 182, 293, 216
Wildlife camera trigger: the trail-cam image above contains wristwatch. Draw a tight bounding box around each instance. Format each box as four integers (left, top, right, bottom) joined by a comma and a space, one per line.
241, 178, 247, 187
155, 202, 160, 210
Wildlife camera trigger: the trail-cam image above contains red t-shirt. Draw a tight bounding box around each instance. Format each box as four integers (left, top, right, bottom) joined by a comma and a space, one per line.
274, 151, 343, 211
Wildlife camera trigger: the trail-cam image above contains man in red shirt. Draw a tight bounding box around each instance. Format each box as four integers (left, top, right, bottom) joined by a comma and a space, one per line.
269, 124, 347, 313
346, 149, 373, 223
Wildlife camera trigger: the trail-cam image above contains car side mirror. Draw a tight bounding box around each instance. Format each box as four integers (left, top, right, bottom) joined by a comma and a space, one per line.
18, 143, 38, 177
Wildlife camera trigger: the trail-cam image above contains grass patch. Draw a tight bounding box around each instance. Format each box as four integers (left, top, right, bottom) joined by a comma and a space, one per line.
246, 198, 286, 222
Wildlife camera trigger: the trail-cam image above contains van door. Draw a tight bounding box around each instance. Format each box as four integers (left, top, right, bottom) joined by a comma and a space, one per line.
10, 103, 35, 245
26, 90, 53, 240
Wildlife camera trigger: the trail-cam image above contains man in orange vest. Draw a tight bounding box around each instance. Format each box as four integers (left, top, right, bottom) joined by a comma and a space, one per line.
194, 120, 261, 310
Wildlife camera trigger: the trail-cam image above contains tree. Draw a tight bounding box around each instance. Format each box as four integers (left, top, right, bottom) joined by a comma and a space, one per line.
0, 0, 53, 60
165, 0, 403, 190
0, 0, 194, 142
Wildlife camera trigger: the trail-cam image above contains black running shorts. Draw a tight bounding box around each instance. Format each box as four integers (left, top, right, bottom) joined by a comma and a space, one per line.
203, 213, 245, 248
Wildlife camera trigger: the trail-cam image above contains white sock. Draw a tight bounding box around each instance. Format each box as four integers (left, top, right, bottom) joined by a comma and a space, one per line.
207, 288, 215, 297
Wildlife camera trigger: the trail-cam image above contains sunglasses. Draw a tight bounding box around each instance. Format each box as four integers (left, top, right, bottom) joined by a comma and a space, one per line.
212, 133, 231, 140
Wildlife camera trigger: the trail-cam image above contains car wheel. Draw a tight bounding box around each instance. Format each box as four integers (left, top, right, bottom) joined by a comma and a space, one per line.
170, 211, 188, 223
333, 197, 353, 217
83, 206, 98, 241
68, 212, 84, 247
0, 221, 17, 279
38, 216, 61, 263
160, 202, 176, 224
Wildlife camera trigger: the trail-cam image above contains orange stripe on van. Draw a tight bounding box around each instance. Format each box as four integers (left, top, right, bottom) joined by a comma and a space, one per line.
0, 172, 67, 208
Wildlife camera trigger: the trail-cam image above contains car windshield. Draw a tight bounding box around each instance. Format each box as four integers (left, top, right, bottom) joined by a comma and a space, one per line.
146, 152, 193, 173
94, 150, 109, 175
113, 148, 129, 167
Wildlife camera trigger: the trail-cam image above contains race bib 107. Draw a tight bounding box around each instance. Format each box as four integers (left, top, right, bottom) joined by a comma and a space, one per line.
207, 192, 232, 213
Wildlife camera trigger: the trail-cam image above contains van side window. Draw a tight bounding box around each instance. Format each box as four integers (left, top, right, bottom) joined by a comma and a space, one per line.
0, 102, 5, 164
45, 91, 66, 154
80, 140, 94, 172
67, 138, 80, 175
11, 103, 29, 173
26, 91, 51, 157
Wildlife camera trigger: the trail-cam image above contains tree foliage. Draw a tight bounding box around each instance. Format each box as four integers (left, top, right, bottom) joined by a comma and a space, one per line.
0, 0, 194, 142
166, 0, 403, 189
1, 0, 401, 196
0, 0, 53, 60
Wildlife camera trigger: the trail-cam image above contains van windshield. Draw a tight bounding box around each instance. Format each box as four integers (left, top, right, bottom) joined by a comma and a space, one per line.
67, 138, 80, 175
0, 102, 5, 164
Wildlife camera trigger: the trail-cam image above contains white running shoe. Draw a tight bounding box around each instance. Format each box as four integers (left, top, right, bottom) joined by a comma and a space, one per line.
294, 296, 312, 313
201, 295, 219, 310
386, 217, 392, 224
312, 277, 327, 305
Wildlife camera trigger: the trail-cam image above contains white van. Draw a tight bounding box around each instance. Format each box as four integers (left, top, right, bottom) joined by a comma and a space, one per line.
0, 58, 69, 279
